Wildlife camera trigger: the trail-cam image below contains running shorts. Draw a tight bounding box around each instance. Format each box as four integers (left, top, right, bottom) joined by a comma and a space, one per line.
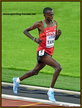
37, 51, 51, 63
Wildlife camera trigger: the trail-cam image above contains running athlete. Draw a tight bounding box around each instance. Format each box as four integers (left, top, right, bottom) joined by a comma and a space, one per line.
13, 7, 62, 102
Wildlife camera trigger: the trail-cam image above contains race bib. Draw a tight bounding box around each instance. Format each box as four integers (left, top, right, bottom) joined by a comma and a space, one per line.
46, 35, 55, 48
39, 50, 45, 56
46, 31, 56, 48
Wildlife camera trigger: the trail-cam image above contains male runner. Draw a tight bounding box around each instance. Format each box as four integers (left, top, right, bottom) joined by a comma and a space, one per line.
13, 7, 62, 102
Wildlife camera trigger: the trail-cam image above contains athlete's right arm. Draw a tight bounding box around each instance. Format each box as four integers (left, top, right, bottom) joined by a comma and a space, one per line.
23, 22, 42, 44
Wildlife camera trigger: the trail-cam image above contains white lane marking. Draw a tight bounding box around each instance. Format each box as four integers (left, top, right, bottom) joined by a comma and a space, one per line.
2, 82, 80, 95
2, 94, 80, 107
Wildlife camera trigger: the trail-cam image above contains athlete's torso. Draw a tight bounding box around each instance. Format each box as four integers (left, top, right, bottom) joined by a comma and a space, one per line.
37, 20, 57, 56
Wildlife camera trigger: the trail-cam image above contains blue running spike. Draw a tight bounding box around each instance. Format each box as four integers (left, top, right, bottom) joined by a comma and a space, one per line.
13, 78, 19, 94
47, 90, 56, 102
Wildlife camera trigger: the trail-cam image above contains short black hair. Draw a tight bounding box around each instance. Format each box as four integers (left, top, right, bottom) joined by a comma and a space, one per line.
43, 7, 53, 14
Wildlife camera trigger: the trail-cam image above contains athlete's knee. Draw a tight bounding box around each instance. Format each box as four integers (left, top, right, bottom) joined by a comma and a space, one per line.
57, 64, 62, 71
55, 64, 62, 72
34, 72, 39, 75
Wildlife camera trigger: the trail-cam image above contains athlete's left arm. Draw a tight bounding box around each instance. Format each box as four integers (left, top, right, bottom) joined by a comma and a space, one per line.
55, 21, 62, 40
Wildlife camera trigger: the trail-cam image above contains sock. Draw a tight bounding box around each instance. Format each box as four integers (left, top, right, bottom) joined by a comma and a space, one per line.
49, 88, 54, 92
16, 77, 20, 83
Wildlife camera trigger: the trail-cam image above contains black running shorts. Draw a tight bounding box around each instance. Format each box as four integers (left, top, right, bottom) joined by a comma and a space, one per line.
37, 51, 51, 63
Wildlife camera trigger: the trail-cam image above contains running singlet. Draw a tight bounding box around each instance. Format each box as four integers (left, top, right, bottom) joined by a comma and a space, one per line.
37, 20, 57, 56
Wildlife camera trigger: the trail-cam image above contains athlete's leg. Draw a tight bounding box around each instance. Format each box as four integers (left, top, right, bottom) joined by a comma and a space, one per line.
19, 63, 46, 81
40, 55, 62, 102
41, 55, 62, 88
13, 63, 46, 94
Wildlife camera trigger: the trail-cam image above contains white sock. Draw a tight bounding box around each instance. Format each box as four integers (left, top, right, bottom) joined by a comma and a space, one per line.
49, 88, 54, 92
16, 77, 20, 83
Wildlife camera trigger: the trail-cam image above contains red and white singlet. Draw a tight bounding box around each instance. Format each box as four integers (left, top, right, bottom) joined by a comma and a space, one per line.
37, 20, 57, 56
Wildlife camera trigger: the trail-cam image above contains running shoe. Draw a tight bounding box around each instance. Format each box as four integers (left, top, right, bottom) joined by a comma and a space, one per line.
47, 90, 56, 102
13, 78, 19, 94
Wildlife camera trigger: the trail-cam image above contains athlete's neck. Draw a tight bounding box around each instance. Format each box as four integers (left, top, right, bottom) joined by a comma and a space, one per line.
45, 19, 52, 24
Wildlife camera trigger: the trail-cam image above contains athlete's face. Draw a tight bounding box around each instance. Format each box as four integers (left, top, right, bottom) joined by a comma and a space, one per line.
44, 10, 54, 21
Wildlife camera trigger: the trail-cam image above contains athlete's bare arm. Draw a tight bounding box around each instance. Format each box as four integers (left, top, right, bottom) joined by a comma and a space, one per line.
54, 21, 62, 40
23, 21, 43, 44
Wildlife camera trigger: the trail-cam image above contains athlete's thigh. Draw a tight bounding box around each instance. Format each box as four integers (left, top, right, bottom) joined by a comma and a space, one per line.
41, 55, 60, 69
33, 62, 46, 71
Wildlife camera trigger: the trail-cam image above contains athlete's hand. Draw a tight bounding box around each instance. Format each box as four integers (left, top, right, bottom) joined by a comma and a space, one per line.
55, 29, 61, 40
57, 29, 61, 36
35, 38, 42, 44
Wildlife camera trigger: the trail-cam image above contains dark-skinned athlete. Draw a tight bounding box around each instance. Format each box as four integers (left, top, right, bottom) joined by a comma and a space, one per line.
13, 7, 62, 102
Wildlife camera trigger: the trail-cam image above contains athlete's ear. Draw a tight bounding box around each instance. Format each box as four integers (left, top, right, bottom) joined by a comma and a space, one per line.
43, 14, 45, 17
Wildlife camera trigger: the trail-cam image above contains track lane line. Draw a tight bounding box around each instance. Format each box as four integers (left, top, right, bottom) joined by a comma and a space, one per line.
2, 82, 80, 95
2, 94, 81, 107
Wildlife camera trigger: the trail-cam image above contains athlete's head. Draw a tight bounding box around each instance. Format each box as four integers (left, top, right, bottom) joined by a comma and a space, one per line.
43, 7, 54, 21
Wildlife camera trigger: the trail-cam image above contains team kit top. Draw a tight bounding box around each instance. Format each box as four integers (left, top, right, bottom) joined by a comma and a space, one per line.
37, 20, 57, 56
